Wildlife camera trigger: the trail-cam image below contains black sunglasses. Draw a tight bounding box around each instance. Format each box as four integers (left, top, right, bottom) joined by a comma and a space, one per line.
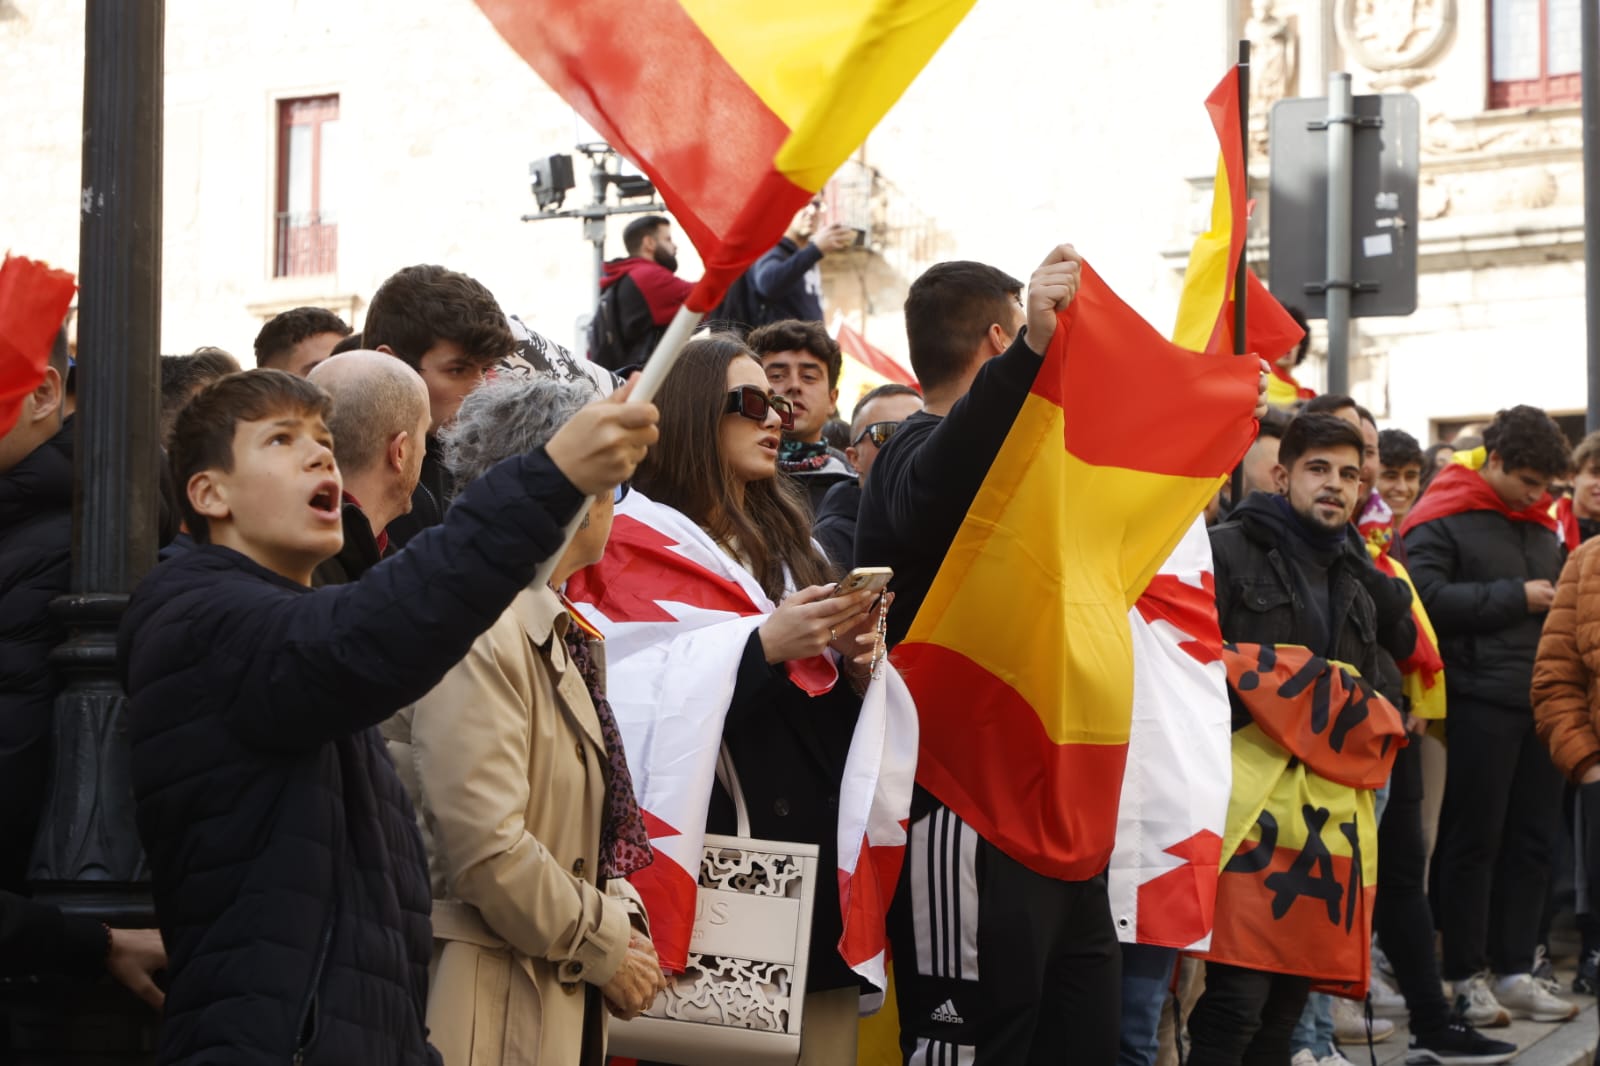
724, 385, 795, 431
851, 421, 901, 448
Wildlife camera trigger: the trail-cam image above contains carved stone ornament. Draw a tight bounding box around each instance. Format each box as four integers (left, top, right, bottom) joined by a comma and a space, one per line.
1334, 0, 1457, 71
1246, 0, 1299, 155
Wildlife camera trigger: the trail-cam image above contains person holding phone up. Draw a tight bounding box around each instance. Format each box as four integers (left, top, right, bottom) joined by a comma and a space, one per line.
623, 334, 884, 1064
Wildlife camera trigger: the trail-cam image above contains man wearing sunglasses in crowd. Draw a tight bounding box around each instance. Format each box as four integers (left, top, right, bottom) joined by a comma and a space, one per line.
813, 383, 923, 570
747, 318, 859, 515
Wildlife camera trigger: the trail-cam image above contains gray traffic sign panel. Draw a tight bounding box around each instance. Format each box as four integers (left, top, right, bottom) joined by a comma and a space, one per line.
1267, 93, 1420, 320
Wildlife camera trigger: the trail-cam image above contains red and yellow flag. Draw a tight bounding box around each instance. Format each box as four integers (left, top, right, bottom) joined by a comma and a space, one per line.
890, 264, 1260, 879
1170, 68, 1307, 373
475, 0, 976, 310
1173, 66, 1247, 354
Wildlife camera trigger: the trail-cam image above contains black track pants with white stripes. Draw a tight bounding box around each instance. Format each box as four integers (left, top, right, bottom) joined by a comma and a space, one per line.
887, 801, 1121, 1065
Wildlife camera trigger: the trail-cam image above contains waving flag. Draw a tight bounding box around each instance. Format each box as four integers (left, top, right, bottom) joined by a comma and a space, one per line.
1267, 362, 1317, 407
1172, 66, 1246, 354
836, 315, 918, 388
1201, 644, 1405, 996
0, 255, 76, 437
476, 0, 976, 309
1242, 270, 1308, 366
567, 491, 915, 989
891, 264, 1259, 879
1105, 64, 1272, 946
1168, 66, 1306, 375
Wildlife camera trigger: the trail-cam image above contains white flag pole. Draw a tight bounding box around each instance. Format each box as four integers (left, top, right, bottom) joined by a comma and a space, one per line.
531, 304, 706, 589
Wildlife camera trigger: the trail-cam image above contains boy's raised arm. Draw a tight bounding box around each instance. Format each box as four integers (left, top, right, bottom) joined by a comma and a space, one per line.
229, 391, 657, 749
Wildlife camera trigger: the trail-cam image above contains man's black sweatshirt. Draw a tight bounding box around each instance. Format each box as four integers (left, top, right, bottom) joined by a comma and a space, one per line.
854, 332, 1042, 645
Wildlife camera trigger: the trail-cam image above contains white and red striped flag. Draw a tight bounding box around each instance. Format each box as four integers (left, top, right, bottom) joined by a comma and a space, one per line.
566, 491, 915, 993
1108, 518, 1231, 950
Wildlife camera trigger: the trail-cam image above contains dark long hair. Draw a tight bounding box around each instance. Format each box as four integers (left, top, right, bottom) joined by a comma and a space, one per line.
634, 334, 835, 601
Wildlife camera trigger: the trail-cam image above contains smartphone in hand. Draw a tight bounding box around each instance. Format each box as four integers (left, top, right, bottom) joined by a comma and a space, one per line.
832, 566, 893, 597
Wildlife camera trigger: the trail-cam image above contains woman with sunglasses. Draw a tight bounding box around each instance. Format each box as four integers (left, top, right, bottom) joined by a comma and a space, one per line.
387, 376, 669, 1066
617, 335, 883, 1064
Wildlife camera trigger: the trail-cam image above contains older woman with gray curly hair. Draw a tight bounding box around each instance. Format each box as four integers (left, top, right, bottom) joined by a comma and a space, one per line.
384, 376, 668, 1066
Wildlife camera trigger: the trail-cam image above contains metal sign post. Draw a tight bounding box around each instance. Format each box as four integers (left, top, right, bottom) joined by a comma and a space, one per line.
1324, 73, 1355, 397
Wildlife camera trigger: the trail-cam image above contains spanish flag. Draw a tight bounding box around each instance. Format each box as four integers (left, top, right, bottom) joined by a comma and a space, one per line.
1266, 362, 1317, 408
0, 255, 75, 438
475, 0, 976, 309
1172, 66, 1247, 354
891, 264, 1260, 878
1169, 68, 1307, 372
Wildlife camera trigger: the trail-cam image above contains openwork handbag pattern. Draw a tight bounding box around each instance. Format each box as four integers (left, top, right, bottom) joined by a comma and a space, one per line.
607, 751, 819, 1066
645, 844, 809, 1032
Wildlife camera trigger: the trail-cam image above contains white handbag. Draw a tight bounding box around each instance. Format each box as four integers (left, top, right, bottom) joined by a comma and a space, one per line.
607, 749, 819, 1065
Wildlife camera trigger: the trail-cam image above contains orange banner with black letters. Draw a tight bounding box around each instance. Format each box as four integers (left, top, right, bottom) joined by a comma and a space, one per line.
1199, 643, 1405, 997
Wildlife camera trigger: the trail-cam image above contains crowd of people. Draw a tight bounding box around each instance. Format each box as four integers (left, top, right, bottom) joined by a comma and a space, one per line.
4, 224, 1600, 1066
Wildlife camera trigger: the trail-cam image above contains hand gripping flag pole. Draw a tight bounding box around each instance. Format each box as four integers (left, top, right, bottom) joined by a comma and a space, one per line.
529, 305, 704, 591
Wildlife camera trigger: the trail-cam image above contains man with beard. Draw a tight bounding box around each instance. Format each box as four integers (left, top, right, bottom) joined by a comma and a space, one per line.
1190, 413, 1383, 1065
590, 215, 695, 371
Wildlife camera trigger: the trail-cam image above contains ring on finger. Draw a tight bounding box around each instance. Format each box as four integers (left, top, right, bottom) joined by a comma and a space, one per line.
829, 626, 837, 641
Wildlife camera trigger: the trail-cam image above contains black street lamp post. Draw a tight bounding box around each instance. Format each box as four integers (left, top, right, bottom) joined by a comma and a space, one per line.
6, 1, 165, 1061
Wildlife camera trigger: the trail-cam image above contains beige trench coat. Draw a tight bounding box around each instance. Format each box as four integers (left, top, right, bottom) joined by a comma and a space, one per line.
385, 586, 644, 1066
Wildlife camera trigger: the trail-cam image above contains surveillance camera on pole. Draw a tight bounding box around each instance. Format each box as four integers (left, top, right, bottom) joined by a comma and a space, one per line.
521, 121, 668, 314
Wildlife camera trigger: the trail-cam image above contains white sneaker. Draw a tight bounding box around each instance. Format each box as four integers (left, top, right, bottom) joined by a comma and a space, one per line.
1451, 972, 1511, 1028
1291, 1050, 1320, 1066
1318, 1054, 1358, 1066
1331, 995, 1395, 1043
1369, 968, 1408, 1016
1494, 972, 1579, 1022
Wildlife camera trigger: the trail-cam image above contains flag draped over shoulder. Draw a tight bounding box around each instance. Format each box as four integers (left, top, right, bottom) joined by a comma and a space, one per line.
475, 0, 976, 309
1555, 495, 1583, 551
1401, 453, 1560, 538
1358, 493, 1447, 720
891, 263, 1260, 879
0, 255, 76, 438
1201, 643, 1405, 996
565, 491, 915, 990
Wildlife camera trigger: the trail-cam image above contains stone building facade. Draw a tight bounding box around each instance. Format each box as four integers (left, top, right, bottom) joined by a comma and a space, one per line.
0, 0, 1586, 445
1226, 0, 1587, 443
